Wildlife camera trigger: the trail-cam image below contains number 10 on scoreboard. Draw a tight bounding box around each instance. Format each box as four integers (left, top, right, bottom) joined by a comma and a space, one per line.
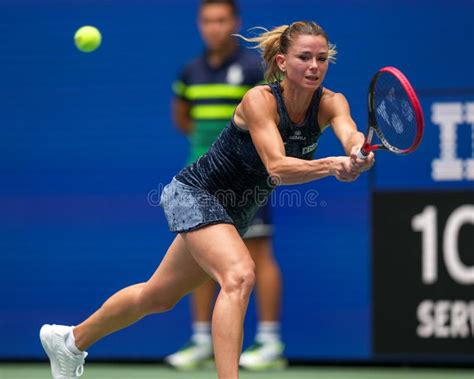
412, 204, 474, 285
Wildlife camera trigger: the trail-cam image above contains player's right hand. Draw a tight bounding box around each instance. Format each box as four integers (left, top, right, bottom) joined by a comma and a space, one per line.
350, 146, 375, 172
331, 156, 360, 182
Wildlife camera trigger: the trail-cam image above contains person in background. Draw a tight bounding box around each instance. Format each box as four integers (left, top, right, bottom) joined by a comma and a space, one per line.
166, 0, 286, 370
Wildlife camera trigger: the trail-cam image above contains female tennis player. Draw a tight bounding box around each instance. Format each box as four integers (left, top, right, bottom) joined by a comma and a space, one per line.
40, 21, 374, 379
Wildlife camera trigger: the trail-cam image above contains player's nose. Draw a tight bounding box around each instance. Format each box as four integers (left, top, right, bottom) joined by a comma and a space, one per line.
309, 58, 319, 70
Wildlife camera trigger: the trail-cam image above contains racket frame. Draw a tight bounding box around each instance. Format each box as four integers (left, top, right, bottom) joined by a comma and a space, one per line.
360, 66, 424, 156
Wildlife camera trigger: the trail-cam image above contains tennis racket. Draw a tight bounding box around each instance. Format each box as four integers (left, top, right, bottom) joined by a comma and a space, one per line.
357, 66, 424, 159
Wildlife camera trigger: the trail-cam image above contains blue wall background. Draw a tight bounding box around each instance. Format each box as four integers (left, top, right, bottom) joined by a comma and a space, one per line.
0, 0, 473, 360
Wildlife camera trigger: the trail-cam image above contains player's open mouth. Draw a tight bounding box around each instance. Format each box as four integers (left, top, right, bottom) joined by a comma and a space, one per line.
305, 76, 319, 81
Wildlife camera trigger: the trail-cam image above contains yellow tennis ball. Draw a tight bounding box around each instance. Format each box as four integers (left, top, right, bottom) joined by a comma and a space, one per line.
74, 26, 102, 53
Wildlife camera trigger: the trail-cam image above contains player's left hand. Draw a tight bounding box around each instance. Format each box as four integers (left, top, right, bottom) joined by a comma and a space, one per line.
350, 146, 375, 172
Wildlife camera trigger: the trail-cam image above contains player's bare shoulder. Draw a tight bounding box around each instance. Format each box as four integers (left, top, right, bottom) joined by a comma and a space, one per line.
235, 85, 277, 130
320, 88, 349, 110
242, 85, 275, 108
318, 88, 351, 130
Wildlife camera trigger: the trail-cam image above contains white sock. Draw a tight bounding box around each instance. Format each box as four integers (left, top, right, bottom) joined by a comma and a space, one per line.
65, 327, 83, 355
191, 322, 212, 344
255, 321, 281, 344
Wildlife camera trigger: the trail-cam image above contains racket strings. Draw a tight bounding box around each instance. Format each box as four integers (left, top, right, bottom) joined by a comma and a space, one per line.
373, 73, 418, 151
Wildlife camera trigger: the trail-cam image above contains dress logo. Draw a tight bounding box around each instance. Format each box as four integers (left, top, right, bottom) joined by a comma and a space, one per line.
289, 129, 306, 141
302, 142, 317, 154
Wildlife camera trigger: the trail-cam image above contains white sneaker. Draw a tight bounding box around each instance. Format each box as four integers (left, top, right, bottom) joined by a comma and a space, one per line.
164, 339, 214, 369
40, 324, 88, 379
239, 340, 287, 371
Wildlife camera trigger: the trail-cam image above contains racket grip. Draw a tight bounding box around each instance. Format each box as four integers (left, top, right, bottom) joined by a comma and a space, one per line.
357, 148, 368, 159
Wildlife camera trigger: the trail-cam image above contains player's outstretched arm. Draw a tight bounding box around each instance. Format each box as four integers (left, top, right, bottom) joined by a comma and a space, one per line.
234, 88, 357, 184
324, 91, 375, 172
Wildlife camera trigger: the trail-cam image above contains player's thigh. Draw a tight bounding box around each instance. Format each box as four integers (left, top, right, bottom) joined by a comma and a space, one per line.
142, 235, 210, 304
181, 223, 255, 287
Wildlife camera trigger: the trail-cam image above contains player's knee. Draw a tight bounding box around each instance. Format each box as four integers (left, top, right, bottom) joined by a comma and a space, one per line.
149, 299, 177, 314
242, 268, 256, 296
221, 263, 256, 297
137, 285, 178, 314
143, 296, 177, 314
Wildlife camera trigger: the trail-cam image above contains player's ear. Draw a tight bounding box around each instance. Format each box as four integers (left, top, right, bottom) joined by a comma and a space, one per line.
276, 54, 286, 73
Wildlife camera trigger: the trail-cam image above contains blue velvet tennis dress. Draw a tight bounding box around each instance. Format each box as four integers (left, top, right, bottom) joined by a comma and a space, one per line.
160, 83, 323, 236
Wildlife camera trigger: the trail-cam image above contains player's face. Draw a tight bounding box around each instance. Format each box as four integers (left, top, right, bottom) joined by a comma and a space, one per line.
280, 35, 329, 89
198, 4, 239, 51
